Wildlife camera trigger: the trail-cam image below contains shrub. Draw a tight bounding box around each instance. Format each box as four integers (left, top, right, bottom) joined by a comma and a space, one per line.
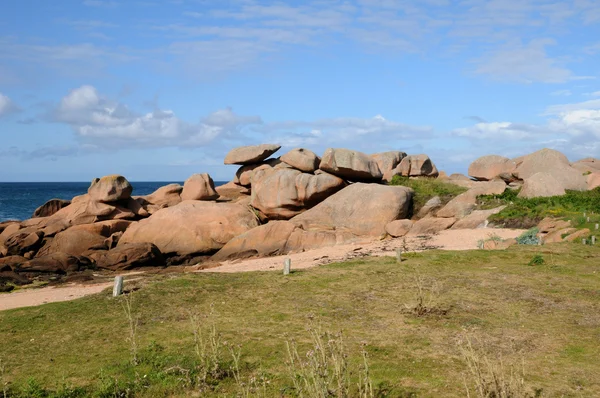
483, 187, 600, 228
528, 254, 545, 266
516, 228, 541, 245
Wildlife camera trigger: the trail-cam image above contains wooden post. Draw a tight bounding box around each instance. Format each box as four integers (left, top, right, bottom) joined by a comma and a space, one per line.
396, 248, 402, 263
113, 276, 123, 297
283, 258, 291, 275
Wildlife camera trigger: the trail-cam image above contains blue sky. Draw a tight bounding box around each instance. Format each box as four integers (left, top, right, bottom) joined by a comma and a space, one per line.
1, 0, 599, 182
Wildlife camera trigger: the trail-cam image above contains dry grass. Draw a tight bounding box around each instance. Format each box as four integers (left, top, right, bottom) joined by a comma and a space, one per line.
0, 243, 599, 396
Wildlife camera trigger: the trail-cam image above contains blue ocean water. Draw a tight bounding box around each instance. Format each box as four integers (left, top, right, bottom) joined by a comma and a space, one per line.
0, 181, 227, 222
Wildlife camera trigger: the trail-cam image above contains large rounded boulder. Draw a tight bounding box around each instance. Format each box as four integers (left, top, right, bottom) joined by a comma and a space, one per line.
394, 154, 438, 177
514, 148, 586, 191
88, 175, 133, 203
468, 155, 517, 181
224, 144, 281, 165
250, 168, 346, 220
518, 172, 566, 198
372, 151, 407, 182
181, 173, 219, 201
33, 199, 71, 218
291, 183, 413, 236
118, 201, 260, 256
319, 148, 383, 181
280, 148, 321, 172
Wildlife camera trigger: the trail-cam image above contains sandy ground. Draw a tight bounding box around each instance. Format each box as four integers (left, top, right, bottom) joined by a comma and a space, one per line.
0, 228, 524, 312
201, 228, 525, 273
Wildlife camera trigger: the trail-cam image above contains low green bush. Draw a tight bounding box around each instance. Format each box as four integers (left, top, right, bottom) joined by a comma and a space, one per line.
480, 187, 600, 229
528, 254, 545, 266
516, 227, 541, 245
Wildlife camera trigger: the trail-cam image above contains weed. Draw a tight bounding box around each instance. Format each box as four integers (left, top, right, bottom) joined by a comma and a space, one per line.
358, 344, 374, 398
120, 293, 139, 366
189, 304, 229, 391
477, 233, 504, 250
459, 336, 540, 398
404, 266, 446, 316
286, 324, 350, 398
229, 344, 269, 398
0, 358, 7, 398
528, 255, 545, 267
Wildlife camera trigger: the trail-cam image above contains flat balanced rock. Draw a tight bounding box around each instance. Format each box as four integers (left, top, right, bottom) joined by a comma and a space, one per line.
319, 148, 383, 181
224, 144, 281, 165
88, 175, 133, 203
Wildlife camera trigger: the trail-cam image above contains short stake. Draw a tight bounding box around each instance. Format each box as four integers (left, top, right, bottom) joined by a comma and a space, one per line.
113, 276, 124, 297
283, 258, 291, 275
396, 248, 402, 263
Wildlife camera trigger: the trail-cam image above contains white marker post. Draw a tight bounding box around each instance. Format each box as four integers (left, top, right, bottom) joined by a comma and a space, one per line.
582, 238, 587, 246
113, 276, 124, 297
592, 236, 596, 245
283, 258, 291, 275
396, 248, 402, 263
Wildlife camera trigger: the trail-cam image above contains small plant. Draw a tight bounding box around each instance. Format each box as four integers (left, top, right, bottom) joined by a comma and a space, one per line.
189, 304, 228, 390
121, 292, 140, 366
357, 344, 374, 398
1, 358, 7, 398
528, 254, 545, 267
404, 266, 446, 316
516, 227, 541, 245
477, 233, 503, 249
229, 344, 269, 398
286, 324, 350, 398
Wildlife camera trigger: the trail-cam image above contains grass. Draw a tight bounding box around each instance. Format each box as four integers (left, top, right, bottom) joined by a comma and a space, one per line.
478, 187, 600, 229
389, 175, 467, 215
1, 243, 600, 396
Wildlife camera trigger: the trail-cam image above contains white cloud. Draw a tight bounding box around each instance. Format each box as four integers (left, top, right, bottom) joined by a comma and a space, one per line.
52, 85, 262, 148
452, 121, 544, 140
0, 93, 18, 117
551, 89, 572, 96
474, 39, 573, 83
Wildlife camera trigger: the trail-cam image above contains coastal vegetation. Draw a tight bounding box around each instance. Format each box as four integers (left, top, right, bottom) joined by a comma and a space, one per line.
1, 243, 599, 397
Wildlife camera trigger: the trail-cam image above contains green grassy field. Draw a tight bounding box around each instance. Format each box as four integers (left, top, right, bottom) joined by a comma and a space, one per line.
1, 242, 600, 397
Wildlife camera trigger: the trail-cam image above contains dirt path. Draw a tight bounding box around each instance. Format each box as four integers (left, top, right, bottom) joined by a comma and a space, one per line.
0, 282, 113, 312
201, 228, 525, 273
1, 228, 524, 311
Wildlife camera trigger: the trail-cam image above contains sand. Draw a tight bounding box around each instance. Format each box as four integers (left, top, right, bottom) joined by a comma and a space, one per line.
0, 228, 524, 312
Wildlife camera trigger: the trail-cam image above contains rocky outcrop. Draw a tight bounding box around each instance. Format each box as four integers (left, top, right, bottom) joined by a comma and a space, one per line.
211, 221, 357, 261
409, 217, 456, 235
224, 144, 281, 165
292, 183, 413, 236
36, 229, 106, 257
319, 148, 383, 181
33, 199, 71, 218
436, 181, 506, 219
142, 184, 182, 208
514, 148, 586, 191
250, 168, 346, 220
4, 231, 44, 257
181, 173, 219, 201
372, 151, 406, 182
587, 172, 600, 190
451, 206, 506, 229
468, 155, 517, 181
395, 155, 438, 177
87, 243, 163, 271
518, 173, 565, 198
415, 196, 442, 219
118, 201, 260, 257
88, 175, 133, 202
17, 253, 94, 274
572, 157, 600, 174
215, 181, 251, 200
281, 148, 321, 172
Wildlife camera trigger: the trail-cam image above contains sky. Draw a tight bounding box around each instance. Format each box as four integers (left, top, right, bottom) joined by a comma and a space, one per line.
0, 0, 599, 182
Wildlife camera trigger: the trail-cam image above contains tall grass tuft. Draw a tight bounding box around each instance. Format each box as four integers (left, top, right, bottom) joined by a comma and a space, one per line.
120, 292, 139, 366
459, 335, 540, 398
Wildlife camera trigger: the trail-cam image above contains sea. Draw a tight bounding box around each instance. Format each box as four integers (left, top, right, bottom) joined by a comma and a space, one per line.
0, 181, 227, 222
